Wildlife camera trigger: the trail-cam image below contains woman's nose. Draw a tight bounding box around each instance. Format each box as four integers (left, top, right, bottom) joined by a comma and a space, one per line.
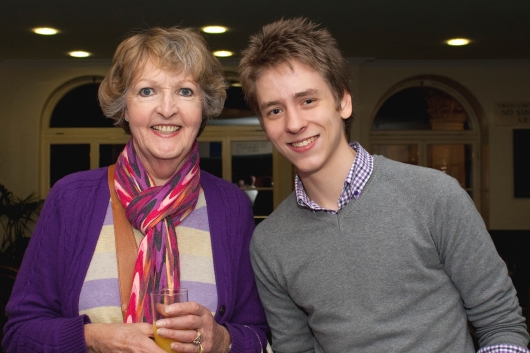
156, 92, 178, 118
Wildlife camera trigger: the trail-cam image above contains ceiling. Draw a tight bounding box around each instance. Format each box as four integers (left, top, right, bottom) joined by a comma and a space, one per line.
1, 0, 529, 62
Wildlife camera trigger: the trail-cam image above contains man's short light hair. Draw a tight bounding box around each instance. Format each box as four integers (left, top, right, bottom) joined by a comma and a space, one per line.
239, 17, 354, 132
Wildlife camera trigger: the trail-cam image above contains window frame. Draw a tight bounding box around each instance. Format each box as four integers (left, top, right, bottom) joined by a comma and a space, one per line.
369, 78, 483, 213
40, 76, 128, 197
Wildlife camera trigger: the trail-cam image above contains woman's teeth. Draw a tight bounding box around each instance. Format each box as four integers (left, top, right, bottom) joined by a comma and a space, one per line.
152, 125, 180, 134
291, 136, 316, 148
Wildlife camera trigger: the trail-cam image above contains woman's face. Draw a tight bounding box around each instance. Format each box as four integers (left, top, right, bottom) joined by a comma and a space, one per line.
125, 59, 203, 185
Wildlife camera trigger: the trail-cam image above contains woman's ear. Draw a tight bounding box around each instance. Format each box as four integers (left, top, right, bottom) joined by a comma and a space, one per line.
123, 108, 129, 122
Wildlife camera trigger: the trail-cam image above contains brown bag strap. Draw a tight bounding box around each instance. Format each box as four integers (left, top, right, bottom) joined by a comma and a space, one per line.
107, 164, 138, 321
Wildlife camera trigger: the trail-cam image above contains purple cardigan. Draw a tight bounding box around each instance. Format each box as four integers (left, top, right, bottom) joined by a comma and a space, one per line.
3, 167, 269, 352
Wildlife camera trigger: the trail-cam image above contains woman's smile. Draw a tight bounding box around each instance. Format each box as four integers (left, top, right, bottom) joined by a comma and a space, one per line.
152, 125, 181, 134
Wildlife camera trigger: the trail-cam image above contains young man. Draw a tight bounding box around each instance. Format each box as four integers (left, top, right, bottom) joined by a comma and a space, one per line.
239, 17, 530, 353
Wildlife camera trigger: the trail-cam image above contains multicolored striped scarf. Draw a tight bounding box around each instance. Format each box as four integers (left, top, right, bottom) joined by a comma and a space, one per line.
114, 138, 200, 323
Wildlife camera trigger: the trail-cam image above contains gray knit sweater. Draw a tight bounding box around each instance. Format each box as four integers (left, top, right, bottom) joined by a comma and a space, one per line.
251, 155, 529, 353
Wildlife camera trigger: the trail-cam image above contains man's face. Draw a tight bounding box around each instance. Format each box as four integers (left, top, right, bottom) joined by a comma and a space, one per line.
254, 60, 352, 178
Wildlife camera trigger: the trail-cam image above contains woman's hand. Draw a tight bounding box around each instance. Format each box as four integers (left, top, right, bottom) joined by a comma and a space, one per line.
155, 302, 231, 353
85, 322, 166, 353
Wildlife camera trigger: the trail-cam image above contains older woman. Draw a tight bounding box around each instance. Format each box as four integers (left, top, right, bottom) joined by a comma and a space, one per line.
3, 27, 268, 353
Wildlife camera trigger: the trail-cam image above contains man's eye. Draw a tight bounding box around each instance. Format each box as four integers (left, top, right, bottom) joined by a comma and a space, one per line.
180, 88, 193, 96
270, 108, 281, 115
304, 99, 314, 104
139, 88, 153, 96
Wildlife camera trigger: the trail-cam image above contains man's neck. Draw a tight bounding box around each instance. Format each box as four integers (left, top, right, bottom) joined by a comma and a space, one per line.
299, 142, 356, 211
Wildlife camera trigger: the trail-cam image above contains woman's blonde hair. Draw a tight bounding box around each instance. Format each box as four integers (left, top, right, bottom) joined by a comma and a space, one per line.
99, 27, 227, 135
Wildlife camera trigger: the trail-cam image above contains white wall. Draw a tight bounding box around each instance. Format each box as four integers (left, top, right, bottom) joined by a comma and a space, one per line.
1, 59, 529, 230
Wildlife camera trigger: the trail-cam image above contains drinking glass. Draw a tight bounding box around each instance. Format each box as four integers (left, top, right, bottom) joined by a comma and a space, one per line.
150, 288, 188, 353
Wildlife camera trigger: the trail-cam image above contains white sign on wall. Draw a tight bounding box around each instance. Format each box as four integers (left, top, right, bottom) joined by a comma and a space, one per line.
232, 141, 272, 156
495, 102, 530, 126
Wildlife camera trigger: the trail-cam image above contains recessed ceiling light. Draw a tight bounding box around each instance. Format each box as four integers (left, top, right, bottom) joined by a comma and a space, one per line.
230, 82, 242, 87
213, 50, 233, 57
69, 51, 91, 58
202, 26, 228, 34
33, 27, 59, 35
445, 38, 470, 46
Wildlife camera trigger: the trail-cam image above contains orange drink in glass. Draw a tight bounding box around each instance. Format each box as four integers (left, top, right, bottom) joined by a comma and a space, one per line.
151, 288, 188, 353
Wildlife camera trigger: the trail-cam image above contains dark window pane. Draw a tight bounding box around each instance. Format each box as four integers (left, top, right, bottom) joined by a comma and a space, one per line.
465, 144, 473, 190
224, 86, 251, 111
217, 85, 253, 119
514, 129, 530, 198
373, 87, 431, 130
231, 141, 272, 186
254, 218, 266, 226
50, 82, 116, 128
100, 144, 126, 167
253, 190, 273, 216
50, 144, 90, 187
231, 141, 273, 217
373, 87, 470, 131
198, 141, 222, 178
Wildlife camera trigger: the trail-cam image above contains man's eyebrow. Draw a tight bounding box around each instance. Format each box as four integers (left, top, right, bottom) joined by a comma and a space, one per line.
260, 100, 281, 111
294, 88, 319, 98
260, 89, 320, 110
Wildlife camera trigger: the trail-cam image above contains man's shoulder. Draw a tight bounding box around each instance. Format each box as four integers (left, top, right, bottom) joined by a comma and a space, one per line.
375, 155, 442, 176
371, 155, 469, 210
374, 155, 460, 189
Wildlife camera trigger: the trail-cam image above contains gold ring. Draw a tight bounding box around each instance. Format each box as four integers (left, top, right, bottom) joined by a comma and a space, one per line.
192, 330, 203, 345
196, 343, 203, 353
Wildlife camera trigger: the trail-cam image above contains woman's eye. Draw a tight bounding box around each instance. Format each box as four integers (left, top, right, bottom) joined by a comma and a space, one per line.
179, 88, 193, 97
139, 88, 153, 96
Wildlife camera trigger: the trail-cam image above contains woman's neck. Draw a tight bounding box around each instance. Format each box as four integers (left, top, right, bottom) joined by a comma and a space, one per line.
142, 158, 185, 186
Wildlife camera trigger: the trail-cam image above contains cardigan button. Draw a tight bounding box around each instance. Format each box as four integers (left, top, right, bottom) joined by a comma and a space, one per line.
219, 305, 226, 315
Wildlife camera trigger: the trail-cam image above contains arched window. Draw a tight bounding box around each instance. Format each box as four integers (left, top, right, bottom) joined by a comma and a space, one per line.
40, 77, 129, 196
372, 87, 471, 131
369, 76, 488, 223
49, 82, 113, 128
